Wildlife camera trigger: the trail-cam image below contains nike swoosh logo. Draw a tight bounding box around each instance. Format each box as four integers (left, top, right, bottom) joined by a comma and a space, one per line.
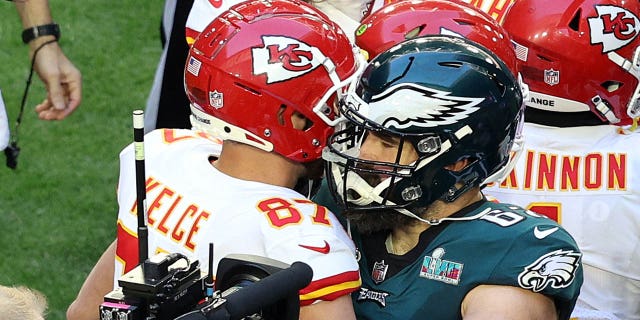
299, 240, 330, 254
534, 226, 559, 239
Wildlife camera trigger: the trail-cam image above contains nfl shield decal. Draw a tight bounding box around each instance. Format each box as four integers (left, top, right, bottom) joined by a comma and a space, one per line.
209, 91, 223, 109
544, 69, 560, 86
419, 248, 463, 285
372, 260, 389, 284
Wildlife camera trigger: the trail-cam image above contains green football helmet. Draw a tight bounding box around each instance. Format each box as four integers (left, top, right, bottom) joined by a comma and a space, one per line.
324, 35, 525, 221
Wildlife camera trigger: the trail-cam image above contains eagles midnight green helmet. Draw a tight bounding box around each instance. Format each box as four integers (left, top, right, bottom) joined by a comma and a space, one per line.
325, 35, 525, 221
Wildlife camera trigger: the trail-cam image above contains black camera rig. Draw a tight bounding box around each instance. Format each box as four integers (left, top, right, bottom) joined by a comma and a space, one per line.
100, 252, 204, 320
99, 251, 312, 320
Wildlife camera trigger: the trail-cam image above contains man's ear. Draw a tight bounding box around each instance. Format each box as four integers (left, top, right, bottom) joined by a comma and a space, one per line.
279, 106, 312, 130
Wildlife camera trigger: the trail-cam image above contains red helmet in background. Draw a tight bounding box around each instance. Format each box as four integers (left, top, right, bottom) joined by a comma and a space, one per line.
503, 0, 640, 126
184, 0, 364, 163
355, 0, 517, 77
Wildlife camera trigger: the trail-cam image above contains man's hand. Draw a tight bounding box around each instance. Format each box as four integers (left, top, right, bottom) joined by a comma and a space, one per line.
32, 39, 82, 120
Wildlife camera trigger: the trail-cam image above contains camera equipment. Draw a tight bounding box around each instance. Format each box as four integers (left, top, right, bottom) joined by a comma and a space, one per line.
100, 252, 205, 320
99, 111, 313, 320
177, 254, 313, 320
100, 252, 311, 320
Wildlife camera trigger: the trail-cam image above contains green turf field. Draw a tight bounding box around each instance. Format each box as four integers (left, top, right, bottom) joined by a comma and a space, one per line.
0, 1, 164, 318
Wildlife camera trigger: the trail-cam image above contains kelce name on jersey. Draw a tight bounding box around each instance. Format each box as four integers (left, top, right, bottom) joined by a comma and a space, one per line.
128, 176, 211, 252
490, 150, 627, 192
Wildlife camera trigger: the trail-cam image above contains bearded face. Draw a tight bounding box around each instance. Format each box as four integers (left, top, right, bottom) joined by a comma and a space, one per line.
337, 130, 431, 233
342, 207, 418, 234
344, 197, 454, 234
341, 161, 417, 234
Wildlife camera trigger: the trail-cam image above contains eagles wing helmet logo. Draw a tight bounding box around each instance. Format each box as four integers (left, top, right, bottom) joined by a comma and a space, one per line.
518, 249, 581, 292
588, 5, 640, 53
252, 35, 326, 84
368, 83, 484, 128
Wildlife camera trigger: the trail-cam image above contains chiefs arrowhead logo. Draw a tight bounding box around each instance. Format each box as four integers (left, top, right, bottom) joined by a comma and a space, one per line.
252, 35, 327, 84
588, 5, 640, 53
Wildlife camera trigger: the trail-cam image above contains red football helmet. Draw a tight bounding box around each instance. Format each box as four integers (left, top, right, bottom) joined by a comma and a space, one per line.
184, 0, 364, 163
503, 0, 640, 126
355, 0, 517, 76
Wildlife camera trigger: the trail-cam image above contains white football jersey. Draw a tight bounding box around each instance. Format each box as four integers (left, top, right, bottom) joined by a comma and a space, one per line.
115, 129, 360, 305
484, 123, 640, 320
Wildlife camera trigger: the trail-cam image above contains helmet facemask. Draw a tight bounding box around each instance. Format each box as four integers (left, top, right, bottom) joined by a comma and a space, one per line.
324, 82, 478, 220
323, 36, 525, 227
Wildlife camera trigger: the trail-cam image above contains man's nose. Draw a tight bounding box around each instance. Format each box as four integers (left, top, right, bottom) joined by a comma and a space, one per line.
358, 138, 381, 162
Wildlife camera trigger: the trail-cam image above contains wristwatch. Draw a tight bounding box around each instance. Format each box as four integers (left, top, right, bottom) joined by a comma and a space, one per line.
21, 23, 60, 44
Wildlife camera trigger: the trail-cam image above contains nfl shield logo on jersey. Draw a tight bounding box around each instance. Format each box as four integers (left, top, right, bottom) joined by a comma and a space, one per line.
544, 69, 560, 86
372, 260, 389, 284
209, 91, 224, 109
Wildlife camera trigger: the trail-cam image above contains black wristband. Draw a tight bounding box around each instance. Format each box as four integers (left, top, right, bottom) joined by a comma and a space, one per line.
21, 23, 60, 44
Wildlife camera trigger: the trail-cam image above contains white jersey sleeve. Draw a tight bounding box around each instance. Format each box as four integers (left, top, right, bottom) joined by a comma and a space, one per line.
115, 129, 360, 305
483, 123, 640, 320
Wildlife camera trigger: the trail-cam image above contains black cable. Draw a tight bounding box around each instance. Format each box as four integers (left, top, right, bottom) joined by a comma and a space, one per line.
4, 38, 57, 169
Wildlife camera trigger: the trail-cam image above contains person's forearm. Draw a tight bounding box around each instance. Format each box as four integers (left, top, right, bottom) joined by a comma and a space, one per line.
14, 0, 54, 28
15, 0, 59, 54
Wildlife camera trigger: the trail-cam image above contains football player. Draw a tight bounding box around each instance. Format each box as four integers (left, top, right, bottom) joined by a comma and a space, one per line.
321, 33, 583, 320
482, 0, 640, 319
311, 0, 583, 318
145, 0, 372, 132
66, 1, 365, 319
314, 0, 525, 216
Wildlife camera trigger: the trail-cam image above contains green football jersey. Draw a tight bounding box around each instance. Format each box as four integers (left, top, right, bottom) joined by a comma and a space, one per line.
314, 183, 583, 319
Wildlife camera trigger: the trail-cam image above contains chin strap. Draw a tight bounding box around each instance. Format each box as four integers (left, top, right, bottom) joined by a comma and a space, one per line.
607, 50, 640, 119
394, 206, 493, 226
592, 95, 621, 124
441, 173, 480, 203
